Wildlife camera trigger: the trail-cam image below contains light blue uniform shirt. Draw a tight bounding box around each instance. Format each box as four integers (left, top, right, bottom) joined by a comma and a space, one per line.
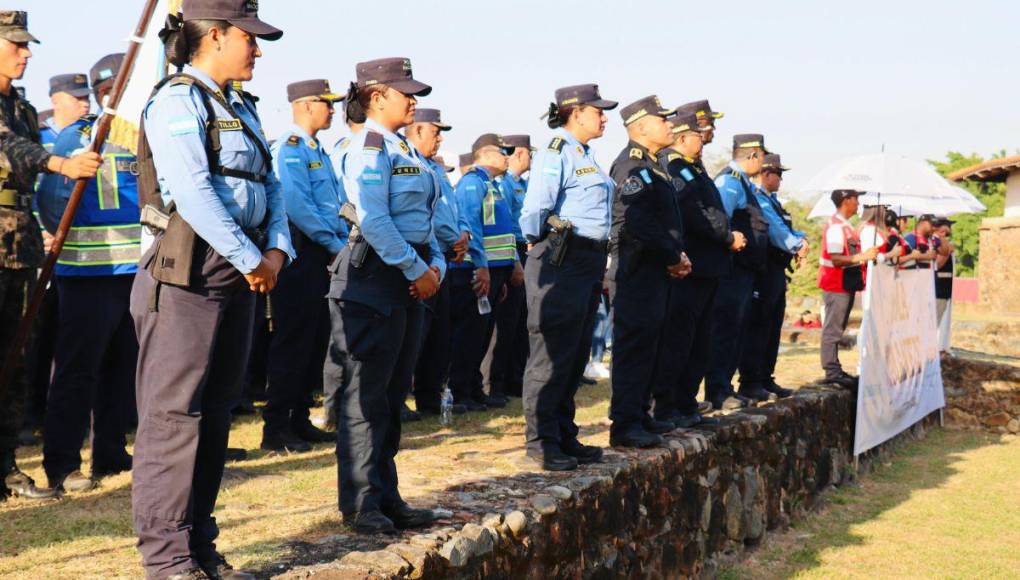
519, 128, 613, 242
498, 169, 527, 243
330, 134, 354, 207
714, 160, 755, 219
271, 124, 348, 254
341, 118, 445, 282
143, 65, 294, 274
754, 189, 805, 253
424, 156, 462, 253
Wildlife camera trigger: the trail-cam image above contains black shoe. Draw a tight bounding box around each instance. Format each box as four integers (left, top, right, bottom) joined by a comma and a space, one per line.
224, 448, 248, 462
196, 551, 254, 580
825, 373, 857, 388
260, 428, 312, 453
561, 441, 603, 464
737, 384, 772, 402
53, 470, 97, 493
642, 417, 675, 435
481, 394, 507, 409
5, 468, 61, 499
460, 399, 488, 412
610, 429, 663, 448
292, 420, 334, 443
347, 510, 398, 535
232, 398, 257, 416
580, 376, 597, 386
17, 427, 39, 446
166, 568, 210, 580
764, 381, 793, 398
504, 382, 523, 398
672, 413, 706, 429
526, 449, 578, 471
385, 501, 436, 529
400, 405, 423, 423
92, 452, 132, 479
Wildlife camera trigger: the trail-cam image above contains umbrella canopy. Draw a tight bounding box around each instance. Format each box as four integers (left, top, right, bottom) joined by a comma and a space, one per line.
799, 153, 986, 219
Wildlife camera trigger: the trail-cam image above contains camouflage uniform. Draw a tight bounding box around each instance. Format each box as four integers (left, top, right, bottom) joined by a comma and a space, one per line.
0, 11, 48, 479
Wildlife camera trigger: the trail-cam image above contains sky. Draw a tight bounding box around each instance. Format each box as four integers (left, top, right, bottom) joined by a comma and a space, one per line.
14, 0, 1020, 193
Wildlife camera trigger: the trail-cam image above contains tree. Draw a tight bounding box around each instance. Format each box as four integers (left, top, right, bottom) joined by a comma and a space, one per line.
927, 151, 1007, 277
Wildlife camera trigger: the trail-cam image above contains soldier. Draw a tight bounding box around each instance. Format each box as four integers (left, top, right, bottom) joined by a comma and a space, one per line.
738, 153, 806, 401
652, 111, 745, 421
607, 96, 689, 448
330, 57, 444, 535
406, 108, 469, 418
704, 134, 772, 407
0, 9, 100, 502
36, 53, 140, 493
448, 134, 521, 410
131, 2, 291, 577
519, 84, 617, 471
484, 134, 533, 398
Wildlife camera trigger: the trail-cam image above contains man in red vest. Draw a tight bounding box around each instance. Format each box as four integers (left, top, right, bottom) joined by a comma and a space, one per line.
818, 190, 878, 387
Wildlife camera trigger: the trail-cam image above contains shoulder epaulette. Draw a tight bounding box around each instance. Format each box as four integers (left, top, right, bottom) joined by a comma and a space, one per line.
629, 148, 643, 160
286, 135, 301, 146
364, 131, 384, 151
79, 113, 98, 123
547, 137, 566, 152
666, 152, 682, 162
169, 75, 195, 87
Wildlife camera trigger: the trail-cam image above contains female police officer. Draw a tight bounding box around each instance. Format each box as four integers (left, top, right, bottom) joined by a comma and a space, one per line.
329, 58, 445, 535
129, 2, 291, 578
519, 85, 617, 471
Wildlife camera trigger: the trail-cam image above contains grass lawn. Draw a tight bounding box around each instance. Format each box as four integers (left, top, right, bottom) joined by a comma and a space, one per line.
718, 428, 1020, 579
4, 346, 1017, 579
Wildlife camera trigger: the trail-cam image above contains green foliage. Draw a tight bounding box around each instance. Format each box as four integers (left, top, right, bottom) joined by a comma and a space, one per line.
927, 152, 1006, 277
785, 199, 824, 298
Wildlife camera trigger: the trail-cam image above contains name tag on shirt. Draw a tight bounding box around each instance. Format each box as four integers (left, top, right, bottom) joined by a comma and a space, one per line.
392, 166, 421, 176
216, 119, 243, 131
575, 167, 597, 176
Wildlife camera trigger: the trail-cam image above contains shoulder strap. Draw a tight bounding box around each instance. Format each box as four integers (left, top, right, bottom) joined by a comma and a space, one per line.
547, 137, 566, 153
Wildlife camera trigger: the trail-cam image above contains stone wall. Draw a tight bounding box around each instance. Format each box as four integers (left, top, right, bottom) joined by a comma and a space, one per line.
978, 216, 1020, 314
281, 387, 938, 580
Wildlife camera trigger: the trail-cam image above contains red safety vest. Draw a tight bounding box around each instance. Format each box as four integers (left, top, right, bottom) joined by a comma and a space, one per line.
818, 213, 860, 293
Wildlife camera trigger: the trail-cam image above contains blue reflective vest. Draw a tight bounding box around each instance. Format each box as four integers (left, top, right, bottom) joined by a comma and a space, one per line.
453, 167, 517, 269
36, 116, 141, 276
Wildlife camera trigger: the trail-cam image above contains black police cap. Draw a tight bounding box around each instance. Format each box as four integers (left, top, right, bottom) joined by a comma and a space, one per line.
502, 134, 534, 151
356, 57, 431, 97
183, 0, 283, 40
413, 108, 451, 131
554, 84, 617, 110
90, 53, 124, 94
620, 95, 671, 127
49, 73, 90, 97
734, 133, 770, 153
287, 79, 343, 103
471, 134, 514, 156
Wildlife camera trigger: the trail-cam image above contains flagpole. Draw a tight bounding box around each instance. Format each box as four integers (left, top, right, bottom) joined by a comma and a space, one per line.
0, 0, 162, 397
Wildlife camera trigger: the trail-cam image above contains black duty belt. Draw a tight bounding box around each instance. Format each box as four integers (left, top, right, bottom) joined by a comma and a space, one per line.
568, 235, 609, 253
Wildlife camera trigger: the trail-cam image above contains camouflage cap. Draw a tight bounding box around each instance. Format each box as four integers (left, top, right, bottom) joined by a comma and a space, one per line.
0, 11, 38, 43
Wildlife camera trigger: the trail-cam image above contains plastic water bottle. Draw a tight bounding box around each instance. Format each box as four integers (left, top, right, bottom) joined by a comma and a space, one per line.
440, 386, 454, 426
477, 295, 492, 315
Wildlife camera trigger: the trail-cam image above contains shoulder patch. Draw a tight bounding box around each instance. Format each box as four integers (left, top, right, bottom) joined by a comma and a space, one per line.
397, 140, 410, 154
621, 176, 646, 196
364, 131, 384, 151
286, 135, 301, 146
639, 169, 652, 184
680, 168, 695, 182
547, 137, 566, 152
629, 148, 643, 160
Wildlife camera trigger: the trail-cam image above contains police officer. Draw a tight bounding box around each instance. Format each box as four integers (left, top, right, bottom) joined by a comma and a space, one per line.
520, 84, 617, 471
704, 134, 771, 407
0, 10, 100, 502
484, 134, 533, 399
449, 133, 520, 410
131, 3, 291, 577
458, 152, 474, 176
651, 111, 745, 422
675, 99, 723, 145
738, 153, 806, 400
607, 96, 689, 448
330, 57, 444, 535
36, 53, 140, 494
406, 108, 469, 417
261, 80, 347, 452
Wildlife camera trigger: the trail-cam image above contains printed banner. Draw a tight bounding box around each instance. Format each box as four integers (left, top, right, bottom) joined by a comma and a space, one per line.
854, 266, 945, 455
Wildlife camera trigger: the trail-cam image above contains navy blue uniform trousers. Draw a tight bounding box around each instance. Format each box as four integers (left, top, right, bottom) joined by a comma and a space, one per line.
522, 238, 605, 454
43, 275, 137, 482
651, 276, 720, 418
739, 261, 787, 388
447, 265, 510, 404
608, 260, 670, 436
482, 241, 530, 397
413, 274, 451, 411
704, 265, 756, 400
264, 240, 331, 431
130, 244, 254, 578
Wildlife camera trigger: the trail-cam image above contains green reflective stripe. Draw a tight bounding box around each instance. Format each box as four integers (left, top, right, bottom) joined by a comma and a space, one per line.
57, 244, 140, 266
66, 224, 142, 245
97, 153, 132, 210
483, 233, 518, 262
485, 248, 517, 261
482, 234, 516, 249
483, 186, 497, 225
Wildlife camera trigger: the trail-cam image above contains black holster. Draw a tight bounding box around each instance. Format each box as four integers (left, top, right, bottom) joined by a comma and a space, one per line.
547, 228, 572, 266
150, 212, 197, 287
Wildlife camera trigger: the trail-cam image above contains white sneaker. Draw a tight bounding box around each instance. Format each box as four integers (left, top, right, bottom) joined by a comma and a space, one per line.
583, 362, 599, 380
590, 361, 611, 379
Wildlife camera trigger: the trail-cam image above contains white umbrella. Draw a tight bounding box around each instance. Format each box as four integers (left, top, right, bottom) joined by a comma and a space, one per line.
800, 153, 986, 219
